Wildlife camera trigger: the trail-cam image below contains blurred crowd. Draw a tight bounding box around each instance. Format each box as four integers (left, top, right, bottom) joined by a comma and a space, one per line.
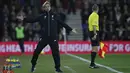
1, 0, 37, 42
0, 0, 70, 42
0, 0, 130, 42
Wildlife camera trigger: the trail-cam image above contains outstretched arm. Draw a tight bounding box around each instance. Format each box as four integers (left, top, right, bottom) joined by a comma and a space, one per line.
17, 15, 41, 23
56, 16, 77, 33
56, 14, 77, 32
24, 16, 40, 23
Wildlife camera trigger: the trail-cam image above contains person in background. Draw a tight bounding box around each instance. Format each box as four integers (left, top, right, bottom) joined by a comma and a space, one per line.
15, 17, 25, 54
33, 33, 40, 42
2, 30, 12, 42
68, 0, 76, 15
116, 25, 125, 40
0, 5, 9, 72
3, 4, 9, 16
125, 17, 130, 40
80, 0, 89, 41
57, 7, 68, 41
10, 5, 17, 22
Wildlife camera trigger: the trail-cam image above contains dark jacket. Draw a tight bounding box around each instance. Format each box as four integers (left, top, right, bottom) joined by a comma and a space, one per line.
25, 10, 72, 39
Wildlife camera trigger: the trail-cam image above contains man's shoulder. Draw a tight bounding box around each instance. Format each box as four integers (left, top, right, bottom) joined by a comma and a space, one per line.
91, 12, 98, 16
39, 13, 45, 16
89, 12, 98, 19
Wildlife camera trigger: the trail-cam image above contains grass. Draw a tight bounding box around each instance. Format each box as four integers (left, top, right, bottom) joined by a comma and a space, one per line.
12, 54, 130, 73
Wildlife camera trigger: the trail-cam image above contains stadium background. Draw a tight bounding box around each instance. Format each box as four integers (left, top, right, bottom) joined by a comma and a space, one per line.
0, 0, 130, 73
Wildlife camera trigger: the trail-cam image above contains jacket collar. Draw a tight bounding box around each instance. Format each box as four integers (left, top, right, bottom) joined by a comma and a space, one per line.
42, 9, 52, 13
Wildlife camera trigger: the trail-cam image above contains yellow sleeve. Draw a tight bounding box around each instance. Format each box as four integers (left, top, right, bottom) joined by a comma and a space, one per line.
92, 14, 99, 26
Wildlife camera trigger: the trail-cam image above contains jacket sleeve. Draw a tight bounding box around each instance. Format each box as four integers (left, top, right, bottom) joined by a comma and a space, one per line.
56, 14, 72, 32
24, 15, 41, 23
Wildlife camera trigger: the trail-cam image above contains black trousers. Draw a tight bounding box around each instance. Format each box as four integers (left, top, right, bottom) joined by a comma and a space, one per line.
89, 31, 99, 46
18, 39, 24, 53
31, 37, 60, 69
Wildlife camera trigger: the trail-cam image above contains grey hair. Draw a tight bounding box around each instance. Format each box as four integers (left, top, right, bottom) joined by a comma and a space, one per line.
42, 1, 50, 7
92, 4, 99, 11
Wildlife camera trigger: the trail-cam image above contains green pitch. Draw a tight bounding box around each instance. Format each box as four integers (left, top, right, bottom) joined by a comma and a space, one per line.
13, 54, 130, 73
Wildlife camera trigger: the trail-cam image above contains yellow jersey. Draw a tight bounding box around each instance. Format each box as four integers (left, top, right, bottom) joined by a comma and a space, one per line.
88, 12, 99, 31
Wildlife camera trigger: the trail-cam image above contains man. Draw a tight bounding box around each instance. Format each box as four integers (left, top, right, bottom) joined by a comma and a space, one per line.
80, 1, 89, 41
18, 1, 76, 73
15, 23, 25, 54
88, 4, 100, 68
68, 0, 76, 14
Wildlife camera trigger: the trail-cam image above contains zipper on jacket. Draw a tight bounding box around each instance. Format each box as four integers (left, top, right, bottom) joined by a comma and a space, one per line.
48, 12, 50, 36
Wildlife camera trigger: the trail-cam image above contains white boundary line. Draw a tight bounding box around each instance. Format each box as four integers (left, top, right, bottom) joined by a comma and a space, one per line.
64, 66, 77, 73
66, 53, 123, 73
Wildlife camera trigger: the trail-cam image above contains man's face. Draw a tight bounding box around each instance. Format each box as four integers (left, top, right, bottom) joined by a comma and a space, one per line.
18, 24, 22, 27
42, 3, 51, 12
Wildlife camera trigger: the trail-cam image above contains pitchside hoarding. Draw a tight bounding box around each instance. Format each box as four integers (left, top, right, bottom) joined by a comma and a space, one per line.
0, 41, 130, 55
